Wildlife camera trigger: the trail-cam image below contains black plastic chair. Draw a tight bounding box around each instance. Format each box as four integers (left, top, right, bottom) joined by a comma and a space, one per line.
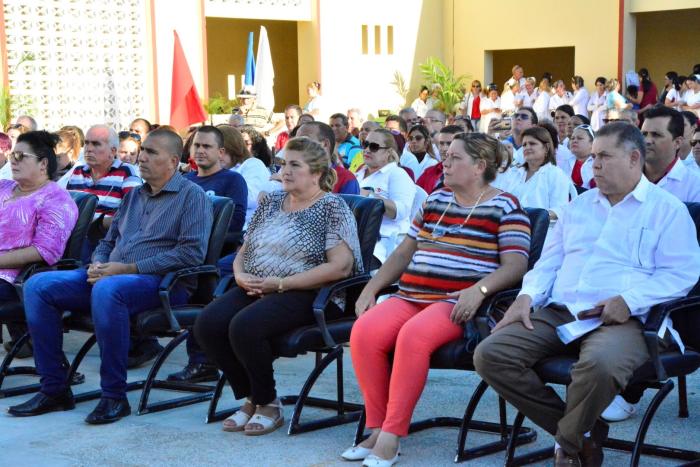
0, 190, 98, 397
58, 196, 233, 414
503, 202, 700, 466
206, 194, 385, 435
351, 207, 550, 463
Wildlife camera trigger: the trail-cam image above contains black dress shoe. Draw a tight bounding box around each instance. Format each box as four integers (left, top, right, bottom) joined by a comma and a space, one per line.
85, 397, 131, 425
167, 363, 220, 383
127, 340, 164, 369
8, 389, 75, 417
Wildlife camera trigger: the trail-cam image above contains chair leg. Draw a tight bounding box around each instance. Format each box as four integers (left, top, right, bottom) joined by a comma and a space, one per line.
205, 374, 238, 423
66, 333, 97, 384
0, 332, 41, 397
678, 375, 689, 418
629, 380, 674, 467
354, 408, 368, 446
284, 345, 363, 435
135, 330, 215, 415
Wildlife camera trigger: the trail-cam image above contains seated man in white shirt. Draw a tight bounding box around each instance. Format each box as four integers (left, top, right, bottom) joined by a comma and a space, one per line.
641, 105, 700, 202
679, 111, 699, 172
474, 122, 700, 466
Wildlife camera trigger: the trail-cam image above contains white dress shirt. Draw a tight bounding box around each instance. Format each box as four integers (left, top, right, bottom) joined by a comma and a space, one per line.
411, 98, 429, 118
519, 176, 700, 349
570, 88, 590, 117
232, 157, 275, 227
651, 157, 700, 202
399, 148, 439, 181
0, 162, 12, 180
517, 90, 538, 108
682, 152, 700, 173
587, 92, 607, 131
492, 162, 575, 211
549, 92, 572, 112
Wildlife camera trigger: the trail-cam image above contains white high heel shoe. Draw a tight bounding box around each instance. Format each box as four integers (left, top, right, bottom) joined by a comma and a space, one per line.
341, 445, 373, 461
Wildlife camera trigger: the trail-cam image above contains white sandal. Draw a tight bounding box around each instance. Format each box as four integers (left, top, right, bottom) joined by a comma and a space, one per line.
244, 400, 284, 436
222, 399, 254, 432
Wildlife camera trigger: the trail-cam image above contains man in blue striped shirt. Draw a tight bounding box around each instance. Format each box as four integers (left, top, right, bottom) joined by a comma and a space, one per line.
10, 129, 213, 425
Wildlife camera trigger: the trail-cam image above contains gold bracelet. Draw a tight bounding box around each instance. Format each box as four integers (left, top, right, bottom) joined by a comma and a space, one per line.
278, 278, 284, 293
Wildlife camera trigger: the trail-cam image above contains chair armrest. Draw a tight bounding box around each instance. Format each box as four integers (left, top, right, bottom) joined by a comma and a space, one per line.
214, 274, 236, 298
312, 273, 372, 348
642, 295, 700, 381
12, 259, 84, 301
472, 288, 521, 341
157, 265, 220, 332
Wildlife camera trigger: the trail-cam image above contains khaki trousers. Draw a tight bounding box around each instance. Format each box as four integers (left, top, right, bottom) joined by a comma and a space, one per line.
473, 306, 649, 454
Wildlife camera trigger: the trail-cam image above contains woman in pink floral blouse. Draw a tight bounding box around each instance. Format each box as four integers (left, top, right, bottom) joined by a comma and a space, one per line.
0, 131, 78, 351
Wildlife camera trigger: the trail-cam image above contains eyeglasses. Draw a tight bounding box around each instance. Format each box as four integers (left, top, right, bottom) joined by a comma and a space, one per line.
691, 140, 700, 147
513, 113, 531, 121
574, 124, 595, 139
602, 118, 621, 124
361, 141, 389, 152
119, 131, 141, 141
9, 151, 41, 163
408, 135, 425, 142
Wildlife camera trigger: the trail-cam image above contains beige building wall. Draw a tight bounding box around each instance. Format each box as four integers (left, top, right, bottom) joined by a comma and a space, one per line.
311, 0, 445, 118
447, 0, 620, 96
635, 8, 700, 83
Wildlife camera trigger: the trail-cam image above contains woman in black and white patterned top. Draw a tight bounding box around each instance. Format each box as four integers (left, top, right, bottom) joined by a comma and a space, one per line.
195, 136, 363, 436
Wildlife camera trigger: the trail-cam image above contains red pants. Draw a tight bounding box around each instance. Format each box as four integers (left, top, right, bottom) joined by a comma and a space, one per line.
350, 297, 463, 436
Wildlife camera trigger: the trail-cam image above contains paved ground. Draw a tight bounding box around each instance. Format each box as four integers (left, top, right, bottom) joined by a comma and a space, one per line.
0, 331, 697, 466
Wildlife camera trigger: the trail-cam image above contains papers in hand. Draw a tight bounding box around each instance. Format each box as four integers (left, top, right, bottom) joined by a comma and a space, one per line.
556, 318, 603, 344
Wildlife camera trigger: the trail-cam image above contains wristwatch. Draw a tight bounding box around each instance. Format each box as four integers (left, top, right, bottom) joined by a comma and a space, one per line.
478, 285, 488, 296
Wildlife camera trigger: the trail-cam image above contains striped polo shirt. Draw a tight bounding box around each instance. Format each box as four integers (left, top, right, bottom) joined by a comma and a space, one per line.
396, 189, 531, 303
66, 159, 142, 220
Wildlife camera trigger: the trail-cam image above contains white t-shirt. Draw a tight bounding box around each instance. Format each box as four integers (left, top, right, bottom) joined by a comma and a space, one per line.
517, 90, 538, 108
665, 88, 683, 111
570, 88, 590, 117
549, 92, 572, 112
686, 90, 700, 116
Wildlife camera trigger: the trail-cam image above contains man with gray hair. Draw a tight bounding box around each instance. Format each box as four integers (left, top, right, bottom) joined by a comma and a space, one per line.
15, 114, 38, 131
475, 122, 700, 466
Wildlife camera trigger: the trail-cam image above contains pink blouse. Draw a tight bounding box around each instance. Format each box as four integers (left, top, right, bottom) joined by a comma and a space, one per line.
0, 180, 78, 284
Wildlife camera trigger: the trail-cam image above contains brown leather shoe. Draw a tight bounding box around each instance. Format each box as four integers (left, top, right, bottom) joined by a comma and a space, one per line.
554, 447, 581, 466
580, 421, 609, 467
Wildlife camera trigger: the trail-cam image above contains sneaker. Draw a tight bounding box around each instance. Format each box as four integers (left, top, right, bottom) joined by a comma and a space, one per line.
601, 395, 637, 422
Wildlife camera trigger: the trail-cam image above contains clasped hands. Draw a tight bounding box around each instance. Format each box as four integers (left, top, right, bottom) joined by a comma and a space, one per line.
236, 273, 281, 296
492, 294, 631, 333
86, 261, 136, 284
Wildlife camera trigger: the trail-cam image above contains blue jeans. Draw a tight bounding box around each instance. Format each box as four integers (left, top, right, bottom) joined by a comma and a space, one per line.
24, 268, 186, 399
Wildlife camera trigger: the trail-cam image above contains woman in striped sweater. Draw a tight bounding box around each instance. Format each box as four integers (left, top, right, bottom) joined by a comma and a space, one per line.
343, 133, 532, 467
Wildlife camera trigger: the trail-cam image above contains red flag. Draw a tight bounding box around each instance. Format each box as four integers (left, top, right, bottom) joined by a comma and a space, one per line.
170, 31, 207, 129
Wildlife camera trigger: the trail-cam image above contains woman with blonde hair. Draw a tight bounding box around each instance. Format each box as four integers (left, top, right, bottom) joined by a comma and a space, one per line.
355, 128, 416, 263
606, 78, 631, 111
344, 132, 531, 466
195, 136, 363, 436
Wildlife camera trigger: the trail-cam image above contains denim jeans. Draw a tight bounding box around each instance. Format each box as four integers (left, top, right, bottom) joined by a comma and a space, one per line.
24, 268, 186, 399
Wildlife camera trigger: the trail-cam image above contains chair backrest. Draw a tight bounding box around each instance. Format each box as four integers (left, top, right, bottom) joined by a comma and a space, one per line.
64, 191, 98, 261
339, 194, 385, 273
524, 208, 550, 270
204, 196, 234, 266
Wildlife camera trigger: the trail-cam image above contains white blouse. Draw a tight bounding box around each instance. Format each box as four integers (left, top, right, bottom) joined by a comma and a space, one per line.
399, 148, 439, 181
587, 92, 607, 131
493, 162, 575, 212
533, 92, 551, 121
479, 97, 502, 133
570, 88, 590, 117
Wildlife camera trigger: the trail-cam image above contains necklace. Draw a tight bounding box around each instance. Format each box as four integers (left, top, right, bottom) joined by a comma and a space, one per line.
286, 189, 324, 211
430, 188, 488, 239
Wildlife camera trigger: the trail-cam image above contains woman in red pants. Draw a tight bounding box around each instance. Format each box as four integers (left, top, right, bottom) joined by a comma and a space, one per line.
344, 133, 532, 467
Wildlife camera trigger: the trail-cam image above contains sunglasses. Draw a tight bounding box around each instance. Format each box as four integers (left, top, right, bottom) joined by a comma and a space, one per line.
119, 131, 141, 141
691, 140, 700, 147
9, 151, 41, 163
574, 124, 595, 139
362, 141, 388, 152
513, 113, 531, 121
409, 135, 425, 142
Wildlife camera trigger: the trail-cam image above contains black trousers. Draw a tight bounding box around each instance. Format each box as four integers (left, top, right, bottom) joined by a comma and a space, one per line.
194, 286, 342, 405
